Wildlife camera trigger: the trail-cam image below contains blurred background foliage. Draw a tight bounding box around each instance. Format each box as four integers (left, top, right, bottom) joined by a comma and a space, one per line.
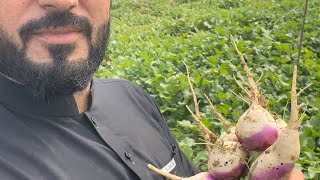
95, 0, 320, 179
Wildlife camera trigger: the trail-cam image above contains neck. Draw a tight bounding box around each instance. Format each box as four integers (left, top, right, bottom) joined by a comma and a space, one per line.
73, 82, 91, 113
0, 72, 91, 114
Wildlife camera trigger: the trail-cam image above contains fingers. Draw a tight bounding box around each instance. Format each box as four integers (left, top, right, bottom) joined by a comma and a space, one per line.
287, 169, 304, 180
186, 172, 214, 180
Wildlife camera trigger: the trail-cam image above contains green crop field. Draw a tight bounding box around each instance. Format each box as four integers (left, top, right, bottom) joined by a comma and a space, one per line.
95, 0, 320, 179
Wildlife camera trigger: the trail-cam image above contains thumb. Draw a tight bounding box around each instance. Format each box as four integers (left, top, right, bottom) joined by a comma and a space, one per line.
287, 169, 304, 180
185, 172, 215, 180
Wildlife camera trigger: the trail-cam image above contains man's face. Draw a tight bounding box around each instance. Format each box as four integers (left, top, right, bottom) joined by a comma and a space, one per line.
0, 0, 111, 98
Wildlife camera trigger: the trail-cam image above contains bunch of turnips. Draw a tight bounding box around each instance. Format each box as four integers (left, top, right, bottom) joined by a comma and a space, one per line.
148, 2, 308, 178
148, 35, 306, 179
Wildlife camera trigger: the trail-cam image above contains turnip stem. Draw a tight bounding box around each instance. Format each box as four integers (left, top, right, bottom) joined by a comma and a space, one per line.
288, 65, 299, 129
230, 90, 250, 104
184, 62, 217, 146
297, 103, 305, 110
194, 142, 216, 146
231, 36, 260, 104
148, 164, 184, 180
297, 83, 312, 96
204, 94, 232, 129
256, 73, 264, 84
184, 62, 201, 121
233, 76, 251, 97
186, 105, 217, 143
282, 100, 290, 121
238, 73, 249, 87
288, 0, 308, 129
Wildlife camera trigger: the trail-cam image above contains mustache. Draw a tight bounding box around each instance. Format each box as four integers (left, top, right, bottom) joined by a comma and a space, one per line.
19, 11, 93, 45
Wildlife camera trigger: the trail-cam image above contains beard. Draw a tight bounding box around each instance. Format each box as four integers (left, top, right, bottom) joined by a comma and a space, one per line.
0, 11, 110, 100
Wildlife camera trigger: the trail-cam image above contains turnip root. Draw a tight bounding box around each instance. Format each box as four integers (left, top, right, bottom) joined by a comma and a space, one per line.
202, 95, 249, 179
249, 129, 300, 180
148, 138, 249, 180
148, 142, 248, 180
249, 1, 308, 177
219, 127, 238, 142
207, 141, 248, 180
186, 107, 249, 180
232, 38, 287, 151
249, 64, 303, 180
235, 103, 286, 151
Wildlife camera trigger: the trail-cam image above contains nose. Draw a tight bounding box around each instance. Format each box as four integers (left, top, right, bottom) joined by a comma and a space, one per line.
38, 0, 79, 12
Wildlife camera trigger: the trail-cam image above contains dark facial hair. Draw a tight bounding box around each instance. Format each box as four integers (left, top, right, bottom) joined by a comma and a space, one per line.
0, 11, 110, 100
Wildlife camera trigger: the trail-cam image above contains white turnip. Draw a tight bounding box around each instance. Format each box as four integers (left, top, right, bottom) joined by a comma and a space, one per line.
148, 141, 248, 180
232, 39, 287, 151
207, 141, 248, 180
235, 102, 286, 151
186, 106, 249, 180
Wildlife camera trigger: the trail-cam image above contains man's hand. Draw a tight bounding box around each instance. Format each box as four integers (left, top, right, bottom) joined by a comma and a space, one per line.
184, 172, 214, 180
287, 169, 304, 180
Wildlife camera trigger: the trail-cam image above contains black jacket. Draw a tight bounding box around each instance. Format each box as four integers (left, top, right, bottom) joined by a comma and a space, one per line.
0, 76, 196, 180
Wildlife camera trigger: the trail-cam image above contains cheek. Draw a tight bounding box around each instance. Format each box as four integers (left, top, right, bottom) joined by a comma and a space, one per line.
0, 6, 21, 48
83, 0, 110, 18
80, 0, 110, 41
0, 1, 42, 49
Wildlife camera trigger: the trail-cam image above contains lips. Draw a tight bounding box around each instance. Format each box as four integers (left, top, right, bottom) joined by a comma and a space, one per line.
34, 26, 81, 34
33, 26, 82, 44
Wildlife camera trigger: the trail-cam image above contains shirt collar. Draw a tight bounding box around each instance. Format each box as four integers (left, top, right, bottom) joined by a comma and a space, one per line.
0, 74, 81, 117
